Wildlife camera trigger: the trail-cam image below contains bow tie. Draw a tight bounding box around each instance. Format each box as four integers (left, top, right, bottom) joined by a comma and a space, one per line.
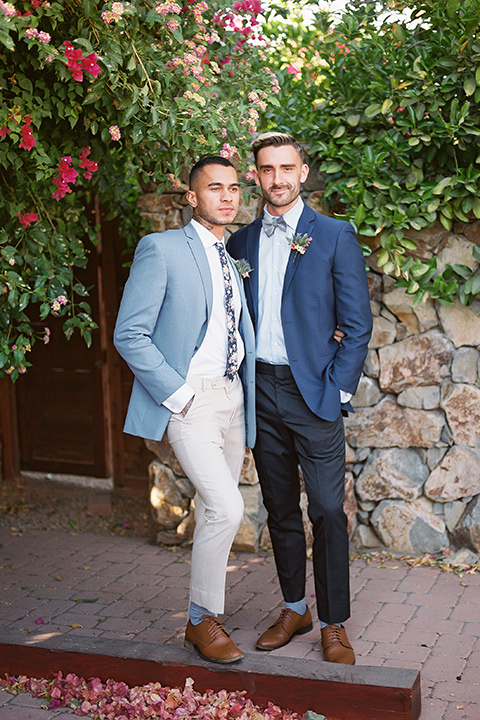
262, 214, 288, 236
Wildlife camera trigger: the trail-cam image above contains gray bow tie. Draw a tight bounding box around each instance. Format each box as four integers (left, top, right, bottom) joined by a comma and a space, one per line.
262, 214, 288, 236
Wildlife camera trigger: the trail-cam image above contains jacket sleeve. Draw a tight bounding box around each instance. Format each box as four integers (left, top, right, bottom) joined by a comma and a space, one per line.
113, 234, 185, 405
330, 222, 373, 393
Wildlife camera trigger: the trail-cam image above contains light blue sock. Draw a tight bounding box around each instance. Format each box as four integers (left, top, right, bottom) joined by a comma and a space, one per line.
285, 598, 307, 615
320, 621, 342, 629
189, 601, 216, 626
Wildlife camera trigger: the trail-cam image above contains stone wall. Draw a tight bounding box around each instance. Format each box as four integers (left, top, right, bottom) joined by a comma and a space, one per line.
138, 174, 480, 559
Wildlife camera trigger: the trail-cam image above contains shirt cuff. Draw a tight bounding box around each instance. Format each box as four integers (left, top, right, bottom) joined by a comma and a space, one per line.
163, 384, 195, 414
340, 390, 352, 404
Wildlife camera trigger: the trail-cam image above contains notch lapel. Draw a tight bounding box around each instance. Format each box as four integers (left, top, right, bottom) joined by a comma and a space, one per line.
183, 222, 213, 320
282, 205, 316, 296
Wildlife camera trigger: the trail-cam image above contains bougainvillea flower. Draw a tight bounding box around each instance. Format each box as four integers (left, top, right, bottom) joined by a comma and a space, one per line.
17, 211, 39, 228
79, 146, 98, 179
19, 116, 36, 150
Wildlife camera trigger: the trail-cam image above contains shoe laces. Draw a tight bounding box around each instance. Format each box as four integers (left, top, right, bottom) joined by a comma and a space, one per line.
323, 624, 346, 647
273, 608, 295, 630
202, 615, 230, 639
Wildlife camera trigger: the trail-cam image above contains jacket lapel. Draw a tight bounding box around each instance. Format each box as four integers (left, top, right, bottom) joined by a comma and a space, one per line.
282, 204, 316, 297
183, 222, 213, 321
245, 217, 262, 325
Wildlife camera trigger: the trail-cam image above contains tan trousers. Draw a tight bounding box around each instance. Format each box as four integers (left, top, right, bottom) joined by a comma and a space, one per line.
166, 374, 245, 614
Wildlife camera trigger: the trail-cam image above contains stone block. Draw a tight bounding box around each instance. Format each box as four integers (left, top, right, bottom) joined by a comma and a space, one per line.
397, 386, 440, 410
378, 330, 453, 393
370, 497, 449, 553
438, 299, 480, 347
345, 396, 444, 448
451, 347, 479, 384
369, 316, 397, 349
239, 448, 259, 485
436, 234, 479, 274
444, 501, 467, 532
148, 461, 192, 530
137, 193, 178, 213
351, 376, 384, 407
441, 381, 480, 447
424, 446, 480, 501
412, 297, 438, 333
382, 287, 419, 332
403, 221, 447, 256
364, 349, 380, 378
233, 484, 268, 552
353, 524, 383, 549
450, 496, 480, 554
234, 195, 262, 225
356, 448, 428, 502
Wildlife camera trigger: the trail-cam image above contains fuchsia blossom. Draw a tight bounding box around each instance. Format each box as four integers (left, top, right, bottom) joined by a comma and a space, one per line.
63, 41, 100, 81
17, 211, 39, 229
0, 125, 10, 138
109, 125, 121, 141
52, 156, 78, 200
19, 115, 36, 150
79, 146, 98, 179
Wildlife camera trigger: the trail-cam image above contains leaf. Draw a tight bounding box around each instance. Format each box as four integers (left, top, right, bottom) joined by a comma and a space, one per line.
464, 76, 476, 97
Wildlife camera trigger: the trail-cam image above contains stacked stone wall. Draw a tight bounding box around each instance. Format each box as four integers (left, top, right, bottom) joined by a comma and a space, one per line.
138, 176, 480, 559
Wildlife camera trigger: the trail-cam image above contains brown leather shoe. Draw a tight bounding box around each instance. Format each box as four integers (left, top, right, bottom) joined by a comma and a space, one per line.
256, 607, 313, 650
321, 624, 355, 664
184, 616, 243, 664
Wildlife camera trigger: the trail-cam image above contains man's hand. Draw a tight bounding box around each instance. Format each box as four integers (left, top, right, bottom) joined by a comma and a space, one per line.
334, 326, 345, 344
181, 397, 194, 417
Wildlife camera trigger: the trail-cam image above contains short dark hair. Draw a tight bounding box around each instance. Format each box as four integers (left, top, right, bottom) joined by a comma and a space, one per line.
189, 155, 235, 188
251, 132, 306, 164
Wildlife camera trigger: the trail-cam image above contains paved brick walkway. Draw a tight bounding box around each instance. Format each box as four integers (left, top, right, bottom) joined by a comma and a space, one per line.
0, 526, 479, 719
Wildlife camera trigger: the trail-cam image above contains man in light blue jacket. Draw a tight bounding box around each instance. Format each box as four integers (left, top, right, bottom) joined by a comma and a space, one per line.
114, 156, 255, 665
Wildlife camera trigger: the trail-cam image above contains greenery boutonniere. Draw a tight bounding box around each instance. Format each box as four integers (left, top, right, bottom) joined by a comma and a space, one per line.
234, 258, 253, 278
287, 232, 312, 261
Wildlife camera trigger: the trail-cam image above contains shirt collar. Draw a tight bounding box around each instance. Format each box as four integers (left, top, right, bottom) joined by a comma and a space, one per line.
191, 218, 224, 248
264, 197, 304, 233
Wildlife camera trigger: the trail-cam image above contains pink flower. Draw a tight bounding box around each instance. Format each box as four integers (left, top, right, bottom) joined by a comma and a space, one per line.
43, 327, 51, 344
168, 173, 181, 189
0, 2, 16, 17
79, 146, 98, 179
19, 116, 36, 150
109, 125, 121, 141
167, 17, 180, 30
0, 125, 10, 138
17, 211, 39, 229
63, 42, 100, 80
82, 52, 100, 78
52, 156, 78, 200
51, 300, 61, 313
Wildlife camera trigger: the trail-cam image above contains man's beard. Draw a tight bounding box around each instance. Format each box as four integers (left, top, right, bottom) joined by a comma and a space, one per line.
262, 183, 300, 208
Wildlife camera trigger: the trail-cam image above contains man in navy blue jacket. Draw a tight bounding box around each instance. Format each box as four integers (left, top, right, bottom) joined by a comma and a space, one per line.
228, 132, 372, 664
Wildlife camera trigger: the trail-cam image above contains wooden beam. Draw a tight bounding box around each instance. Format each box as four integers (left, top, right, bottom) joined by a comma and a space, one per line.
0, 378, 20, 481
0, 630, 421, 720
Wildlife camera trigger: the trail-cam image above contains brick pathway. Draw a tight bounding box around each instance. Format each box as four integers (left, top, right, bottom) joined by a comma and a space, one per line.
0, 527, 478, 719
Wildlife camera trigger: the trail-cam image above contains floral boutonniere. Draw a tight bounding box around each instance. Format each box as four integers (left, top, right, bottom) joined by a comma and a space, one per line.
234, 258, 253, 278
287, 232, 312, 261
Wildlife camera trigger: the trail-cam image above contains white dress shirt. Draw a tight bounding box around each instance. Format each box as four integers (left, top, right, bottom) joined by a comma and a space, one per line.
163, 220, 245, 413
256, 198, 352, 404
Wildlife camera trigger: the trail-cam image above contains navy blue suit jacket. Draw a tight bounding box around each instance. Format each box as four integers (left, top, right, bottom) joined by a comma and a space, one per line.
228, 203, 373, 421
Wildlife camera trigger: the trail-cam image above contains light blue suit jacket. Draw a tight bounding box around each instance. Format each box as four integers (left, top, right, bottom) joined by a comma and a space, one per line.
114, 222, 256, 447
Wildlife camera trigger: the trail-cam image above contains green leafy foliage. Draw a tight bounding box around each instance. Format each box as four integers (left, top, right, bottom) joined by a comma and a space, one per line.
262, 0, 480, 306
0, 0, 275, 378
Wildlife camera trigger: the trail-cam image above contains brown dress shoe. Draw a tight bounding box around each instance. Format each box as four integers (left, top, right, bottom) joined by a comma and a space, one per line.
256, 607, 313, 650
184, 616, 243, 664
321, 624, 355, 664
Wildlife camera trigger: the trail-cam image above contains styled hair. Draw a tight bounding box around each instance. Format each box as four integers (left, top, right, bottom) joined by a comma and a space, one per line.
251, 132, 306, 163
189, 155, 235, 188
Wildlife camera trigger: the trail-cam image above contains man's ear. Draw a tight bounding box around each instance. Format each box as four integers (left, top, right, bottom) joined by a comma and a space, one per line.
186, 189, 197, 208
300, 163, 309, 184
252, 166, 261, 187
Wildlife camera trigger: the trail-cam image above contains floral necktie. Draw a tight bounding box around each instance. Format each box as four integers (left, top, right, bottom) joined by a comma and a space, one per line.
215, 242, 238, 380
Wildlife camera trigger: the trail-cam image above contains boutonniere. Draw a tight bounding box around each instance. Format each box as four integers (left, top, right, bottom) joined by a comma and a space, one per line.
287, 232, 312, 261
234, 258, 253, 278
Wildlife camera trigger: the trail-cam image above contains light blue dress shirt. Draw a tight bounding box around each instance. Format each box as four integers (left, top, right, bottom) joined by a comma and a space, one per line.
256, 198, 304, 364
